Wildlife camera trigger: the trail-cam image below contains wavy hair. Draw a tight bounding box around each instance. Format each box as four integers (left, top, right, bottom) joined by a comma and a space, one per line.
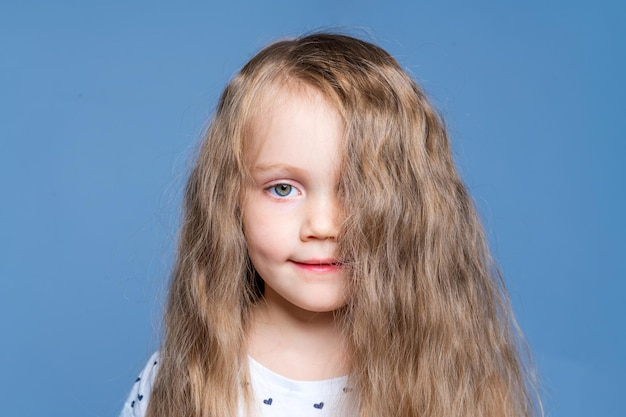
146, 33, 541, 417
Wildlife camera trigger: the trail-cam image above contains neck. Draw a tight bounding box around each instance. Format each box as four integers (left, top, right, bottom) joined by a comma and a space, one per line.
247, 290, 349, 380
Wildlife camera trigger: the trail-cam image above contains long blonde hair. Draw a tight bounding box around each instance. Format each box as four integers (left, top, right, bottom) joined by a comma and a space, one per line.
146, 33, 541, 417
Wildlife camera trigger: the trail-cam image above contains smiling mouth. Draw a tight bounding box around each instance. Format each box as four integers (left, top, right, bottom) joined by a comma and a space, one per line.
291, 259, 342, 273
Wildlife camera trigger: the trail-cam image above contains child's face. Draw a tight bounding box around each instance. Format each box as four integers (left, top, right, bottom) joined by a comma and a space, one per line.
242, 86, 346, 316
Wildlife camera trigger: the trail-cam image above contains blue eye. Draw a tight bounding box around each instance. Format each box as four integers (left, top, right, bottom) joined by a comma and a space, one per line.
269, 183, 296, 197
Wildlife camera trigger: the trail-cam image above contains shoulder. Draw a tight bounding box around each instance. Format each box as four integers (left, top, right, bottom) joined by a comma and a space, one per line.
118, 352, 160, 417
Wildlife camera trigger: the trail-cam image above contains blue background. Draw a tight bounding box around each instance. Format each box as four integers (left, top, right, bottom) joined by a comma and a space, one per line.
1, 1, 624, 416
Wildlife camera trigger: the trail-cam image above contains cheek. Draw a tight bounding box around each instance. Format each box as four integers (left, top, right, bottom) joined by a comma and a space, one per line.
243, 202, 290, 259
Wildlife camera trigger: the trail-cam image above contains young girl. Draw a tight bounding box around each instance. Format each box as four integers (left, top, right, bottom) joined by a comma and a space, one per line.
120, 33, 540, 417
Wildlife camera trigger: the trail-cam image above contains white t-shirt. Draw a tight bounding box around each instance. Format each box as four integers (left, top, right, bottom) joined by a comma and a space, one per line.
119, 353, 357, 417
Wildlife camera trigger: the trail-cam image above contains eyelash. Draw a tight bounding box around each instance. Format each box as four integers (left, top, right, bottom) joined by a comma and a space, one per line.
266, 183, 300, 198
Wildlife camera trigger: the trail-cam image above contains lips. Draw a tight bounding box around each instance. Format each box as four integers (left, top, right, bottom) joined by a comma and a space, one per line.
291, 259, 342, 273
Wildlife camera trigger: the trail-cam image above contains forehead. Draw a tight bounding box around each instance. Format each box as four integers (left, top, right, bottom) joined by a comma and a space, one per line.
245, 83, 344, 166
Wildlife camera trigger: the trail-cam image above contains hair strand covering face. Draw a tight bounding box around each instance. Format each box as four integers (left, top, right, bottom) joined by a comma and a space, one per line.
146, 33, 542, 417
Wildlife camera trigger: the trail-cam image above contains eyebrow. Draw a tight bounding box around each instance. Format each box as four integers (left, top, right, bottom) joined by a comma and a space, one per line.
250, 163, 308, 177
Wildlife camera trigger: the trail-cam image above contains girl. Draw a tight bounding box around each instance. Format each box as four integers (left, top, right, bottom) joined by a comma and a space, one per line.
120, 33, 540, 417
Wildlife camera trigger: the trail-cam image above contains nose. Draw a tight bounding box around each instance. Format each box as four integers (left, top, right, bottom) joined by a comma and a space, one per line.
300, 194, 340, 241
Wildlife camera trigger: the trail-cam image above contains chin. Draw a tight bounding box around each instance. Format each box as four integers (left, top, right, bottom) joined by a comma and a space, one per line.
298, 301, 346, 314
